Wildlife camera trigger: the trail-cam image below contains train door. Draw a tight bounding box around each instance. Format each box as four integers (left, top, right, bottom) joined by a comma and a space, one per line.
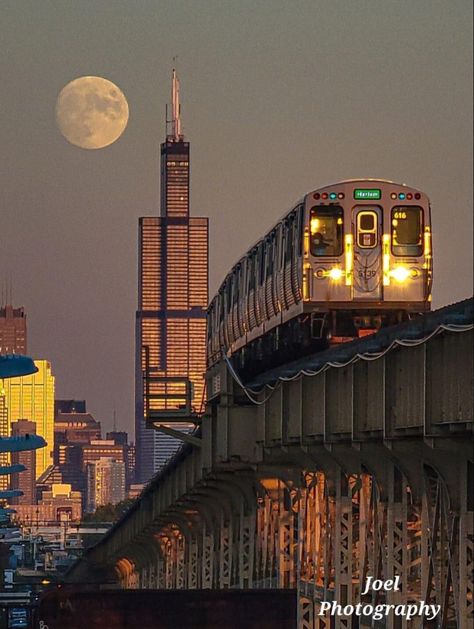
352, 207, 383, 300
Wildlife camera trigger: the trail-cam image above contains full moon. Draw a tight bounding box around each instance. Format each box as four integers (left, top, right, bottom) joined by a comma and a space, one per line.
56, 76, 129, 149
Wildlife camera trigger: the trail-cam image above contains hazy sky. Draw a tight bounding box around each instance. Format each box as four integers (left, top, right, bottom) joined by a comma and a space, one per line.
1, 1, 472, 437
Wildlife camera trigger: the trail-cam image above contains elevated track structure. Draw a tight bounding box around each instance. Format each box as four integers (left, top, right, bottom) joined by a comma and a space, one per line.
68, 299, 473, 628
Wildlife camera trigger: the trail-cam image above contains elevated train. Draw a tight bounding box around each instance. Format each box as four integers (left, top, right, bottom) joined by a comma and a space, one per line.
207, 179, 433, 373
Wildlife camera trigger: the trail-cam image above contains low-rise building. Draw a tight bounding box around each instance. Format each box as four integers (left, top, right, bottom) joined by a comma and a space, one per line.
12, 483, 82, 524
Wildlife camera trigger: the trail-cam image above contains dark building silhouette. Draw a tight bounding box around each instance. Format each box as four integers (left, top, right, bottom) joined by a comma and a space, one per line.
106, 431, 128, 447
54, 399, 86, 416
135, 69, 208, 483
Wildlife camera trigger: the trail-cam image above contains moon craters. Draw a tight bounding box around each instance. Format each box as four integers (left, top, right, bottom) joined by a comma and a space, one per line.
56, 76, 129, 149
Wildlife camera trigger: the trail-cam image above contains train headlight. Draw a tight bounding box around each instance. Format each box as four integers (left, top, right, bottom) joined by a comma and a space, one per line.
328, 268, 343, 281
391, 266, 410, 282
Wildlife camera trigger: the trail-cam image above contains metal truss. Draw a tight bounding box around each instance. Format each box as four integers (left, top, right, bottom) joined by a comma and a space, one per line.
116, 460, 471, 629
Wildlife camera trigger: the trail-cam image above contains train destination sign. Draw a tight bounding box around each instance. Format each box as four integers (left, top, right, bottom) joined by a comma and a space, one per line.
353, 188, 382, 200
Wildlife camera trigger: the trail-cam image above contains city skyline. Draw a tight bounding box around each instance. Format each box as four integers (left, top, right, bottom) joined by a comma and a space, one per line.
0, 1, 472, 436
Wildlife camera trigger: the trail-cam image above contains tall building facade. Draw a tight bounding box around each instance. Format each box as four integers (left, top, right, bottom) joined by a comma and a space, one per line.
0, 304, 27, 487
10, 420, 37, 505
0, 305, 27, 354
0, 396, 8, 490
86, 458, 126, 513
135, 70, 208, 483
2, 360, 55, 477
107, 431, 135, 488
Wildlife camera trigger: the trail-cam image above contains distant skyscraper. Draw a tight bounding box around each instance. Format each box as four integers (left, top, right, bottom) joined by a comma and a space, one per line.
1, 360, 55, 477
0, 305, 26, 354
135, 69, 208, 483
54, 409, 102, 452
86, 458, 126, 512
10, 420, 37, 505
0, 397, 8, 490
52, 408, 101, 502
126, 442, 135, 488
82, 439, 124, 467
107, 431, 136, 488
0, 304, 28, 487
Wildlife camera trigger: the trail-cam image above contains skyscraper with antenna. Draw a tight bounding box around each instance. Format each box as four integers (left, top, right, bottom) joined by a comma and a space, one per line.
135, 68, 209, 483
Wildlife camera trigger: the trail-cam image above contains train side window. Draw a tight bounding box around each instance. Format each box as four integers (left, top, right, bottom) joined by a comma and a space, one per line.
297, 205, 304, 256
265, 235, 274, 278
285, 216, 293, 263
310, 206, 344, 256
258, 243, 265, 285
276, 225, 284, 270
391, 207, 423, 256
357, 211, 378, 248
218, 292, 223, 323
248, 251, 256, 291
232, 267, 240, 305
207, 305, 212, 341
219, 296, 224, 323
225, 280, 232, 312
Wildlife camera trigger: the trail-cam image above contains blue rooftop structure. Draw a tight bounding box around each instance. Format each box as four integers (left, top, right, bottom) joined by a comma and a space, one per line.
0, 434, 47, 453
0, 490, 23, 499
0, 464, 26, 475
0, 354, 38, 379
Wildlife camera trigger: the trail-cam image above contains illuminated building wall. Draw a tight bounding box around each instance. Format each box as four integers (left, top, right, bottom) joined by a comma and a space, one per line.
86, 458, 126, 512
82, 439, 124, 467
0, 395, 8, 490
135, 70, 208, 483
13, 483, 82, 524
1, 360, 55, 478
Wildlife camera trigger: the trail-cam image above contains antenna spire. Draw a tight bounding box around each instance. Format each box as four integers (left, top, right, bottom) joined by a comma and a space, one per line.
167, 62, 183, 141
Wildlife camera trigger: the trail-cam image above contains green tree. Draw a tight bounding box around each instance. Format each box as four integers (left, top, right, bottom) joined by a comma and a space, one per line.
82, 499, 134, 523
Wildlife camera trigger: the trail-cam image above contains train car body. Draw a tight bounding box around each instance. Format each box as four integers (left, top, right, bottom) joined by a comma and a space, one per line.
207, 179, 432, 373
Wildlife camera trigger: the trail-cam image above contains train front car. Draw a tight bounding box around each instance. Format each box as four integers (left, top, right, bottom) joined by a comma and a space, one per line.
304, 179, 432, 339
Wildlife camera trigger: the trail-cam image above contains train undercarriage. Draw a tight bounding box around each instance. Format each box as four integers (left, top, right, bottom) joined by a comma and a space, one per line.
233, 308, 418, 380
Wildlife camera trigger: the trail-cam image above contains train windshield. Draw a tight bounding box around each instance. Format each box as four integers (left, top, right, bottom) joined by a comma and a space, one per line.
391, 206, 423, 256
310, 206, 344, 256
